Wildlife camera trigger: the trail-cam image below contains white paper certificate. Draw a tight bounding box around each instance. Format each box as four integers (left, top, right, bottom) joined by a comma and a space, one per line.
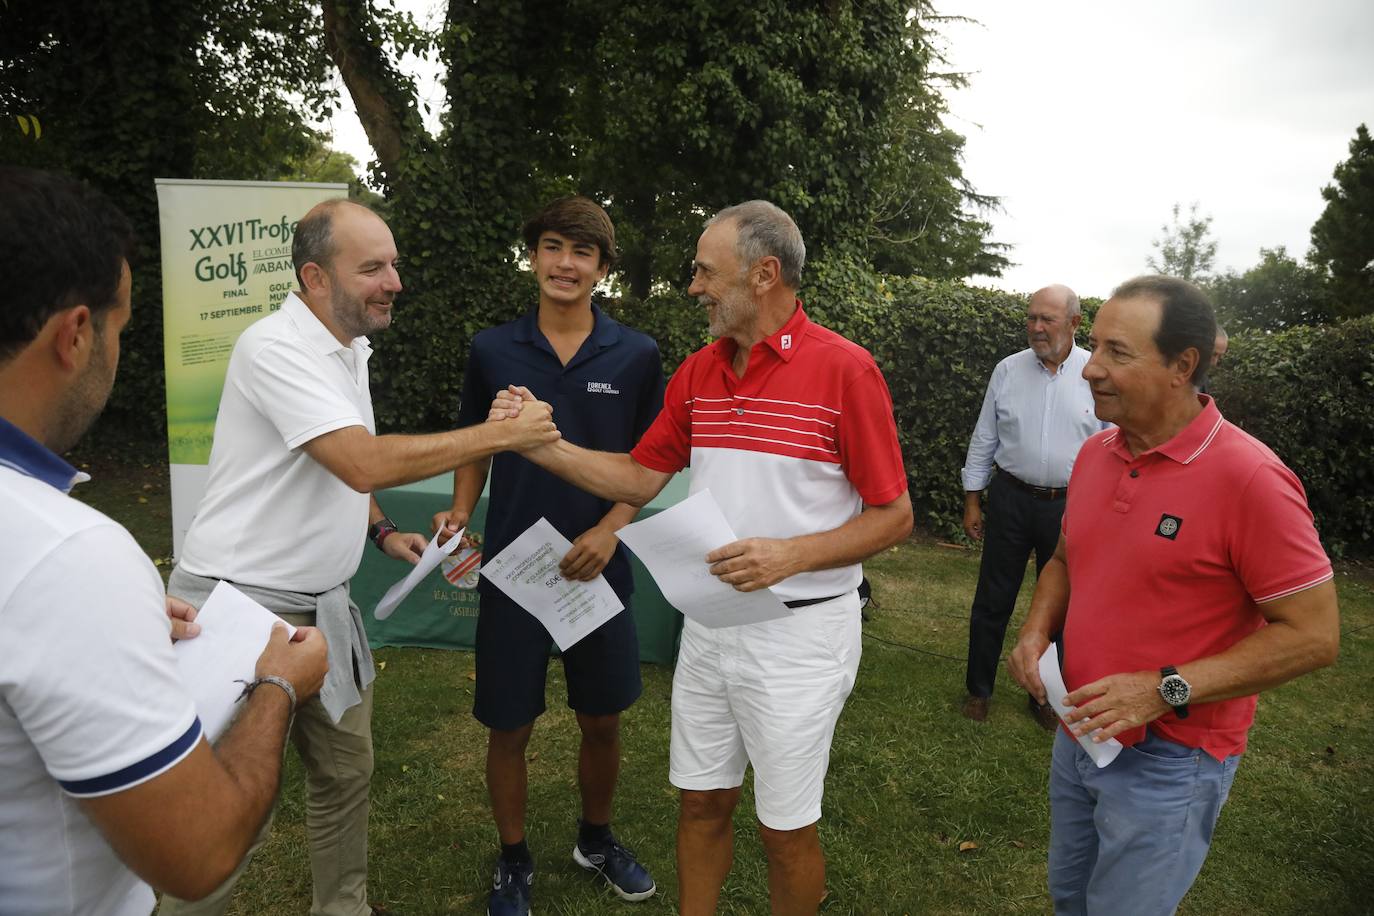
374, 526, 465, 620
480, 518, 625, 651
1037, 644, 1123, 768
616, 489, 792, 629
174, 581, 297, 742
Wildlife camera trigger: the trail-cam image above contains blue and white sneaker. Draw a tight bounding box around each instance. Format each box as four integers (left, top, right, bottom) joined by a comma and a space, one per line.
572, 833, 656, 902
487, 857, 533, 916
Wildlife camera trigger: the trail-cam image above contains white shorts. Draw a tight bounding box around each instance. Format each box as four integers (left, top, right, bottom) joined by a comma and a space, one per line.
669, 591, 862, 831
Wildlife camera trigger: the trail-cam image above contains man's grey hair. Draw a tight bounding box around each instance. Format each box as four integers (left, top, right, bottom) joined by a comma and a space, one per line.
706, 200, 806, 288
292, 198, 357, 286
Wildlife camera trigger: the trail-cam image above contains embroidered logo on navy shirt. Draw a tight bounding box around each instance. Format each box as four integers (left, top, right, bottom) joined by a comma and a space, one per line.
586, 381, 620, 395
1155, 514, 1183, 540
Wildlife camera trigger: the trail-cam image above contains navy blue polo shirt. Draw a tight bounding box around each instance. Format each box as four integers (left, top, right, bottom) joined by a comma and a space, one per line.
456, 304, 665, 601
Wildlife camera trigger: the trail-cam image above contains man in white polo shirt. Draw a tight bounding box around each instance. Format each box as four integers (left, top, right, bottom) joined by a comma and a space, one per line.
0, 166, 329, 914
161, 199, 560, 916
492, 201, 913, 915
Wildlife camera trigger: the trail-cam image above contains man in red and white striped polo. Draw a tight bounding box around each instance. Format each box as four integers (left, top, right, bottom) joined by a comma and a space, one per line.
494, 200, 912, 916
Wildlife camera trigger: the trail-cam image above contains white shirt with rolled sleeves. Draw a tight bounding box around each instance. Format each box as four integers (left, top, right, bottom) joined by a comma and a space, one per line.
178, 292, 374, 593
960, 346, 1106, 491
0, 437, 201, 915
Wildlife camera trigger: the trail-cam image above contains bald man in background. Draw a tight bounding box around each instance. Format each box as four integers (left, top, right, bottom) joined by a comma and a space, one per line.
960, 285, 1106, 726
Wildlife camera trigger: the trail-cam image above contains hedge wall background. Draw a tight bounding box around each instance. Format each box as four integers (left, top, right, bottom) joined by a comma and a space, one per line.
614, 267, 1373, 558
94, 260, 1373, 558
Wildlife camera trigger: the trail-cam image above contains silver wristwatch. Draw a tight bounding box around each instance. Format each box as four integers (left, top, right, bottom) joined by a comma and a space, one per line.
1158, 665, 1191, 719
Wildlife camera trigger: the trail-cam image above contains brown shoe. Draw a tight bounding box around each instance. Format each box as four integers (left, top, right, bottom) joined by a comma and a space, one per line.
1027, 694, 1059, 732
961, 695, 989, 722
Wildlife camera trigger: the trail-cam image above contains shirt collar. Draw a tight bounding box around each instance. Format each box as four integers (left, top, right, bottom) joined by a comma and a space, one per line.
0, 415, 87, 492
283, 292, 372, 358
1104, 394, 1225, 465
1036, 344, 1086, 377
713, 299, 812, 366
514, 302, 621, 351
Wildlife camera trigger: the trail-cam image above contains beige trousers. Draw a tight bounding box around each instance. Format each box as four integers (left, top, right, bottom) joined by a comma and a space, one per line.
159, 611, 374, 916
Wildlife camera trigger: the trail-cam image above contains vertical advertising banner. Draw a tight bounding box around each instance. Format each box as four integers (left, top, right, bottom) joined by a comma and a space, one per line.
156, 179, 348, 557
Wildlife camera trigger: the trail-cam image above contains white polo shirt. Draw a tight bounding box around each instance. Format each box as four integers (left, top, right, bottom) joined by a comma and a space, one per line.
179, 293, 375, 593
0, 418, 201, 915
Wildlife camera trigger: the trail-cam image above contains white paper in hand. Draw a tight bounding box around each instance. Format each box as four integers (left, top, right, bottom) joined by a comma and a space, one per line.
1037, 644, 1123, 768
617, 489, 791, 628
480, 518, 624, 651
374, 526, 465, 620
174, 581, 296, 742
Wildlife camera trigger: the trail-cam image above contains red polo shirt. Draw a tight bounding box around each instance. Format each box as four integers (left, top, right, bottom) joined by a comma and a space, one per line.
632, 303, 907, 602
1061, 396, 1332, 760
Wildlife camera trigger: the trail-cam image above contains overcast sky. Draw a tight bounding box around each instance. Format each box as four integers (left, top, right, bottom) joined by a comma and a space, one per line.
329, 1, 1374, 299
935, 0, 1374, 297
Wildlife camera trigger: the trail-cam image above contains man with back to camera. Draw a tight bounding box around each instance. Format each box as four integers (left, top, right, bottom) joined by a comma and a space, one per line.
1007, 275, 1339, 915
960, 284, 1106, 727
430, 196, 664, 915
0, 166, 329, 914
491, 200, 913, 916
159, 198, 561, 916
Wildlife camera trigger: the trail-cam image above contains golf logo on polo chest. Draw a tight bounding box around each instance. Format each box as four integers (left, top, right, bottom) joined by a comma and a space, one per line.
1155, 514, 1183, 540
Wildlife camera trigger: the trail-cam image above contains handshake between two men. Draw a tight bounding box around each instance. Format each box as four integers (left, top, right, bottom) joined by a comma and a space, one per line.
431, 384, 803, 594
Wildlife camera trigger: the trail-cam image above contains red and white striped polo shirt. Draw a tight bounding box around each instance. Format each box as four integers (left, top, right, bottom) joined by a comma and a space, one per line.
632, 304, 908, 602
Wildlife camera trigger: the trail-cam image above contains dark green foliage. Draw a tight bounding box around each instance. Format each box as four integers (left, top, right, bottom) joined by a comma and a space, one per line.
814, 271, 1028, 538
0, 0, 337, 439
1310, 124, 1374, 320
539, 0, 1006, 298
1208, 246, 1333, 332
601, 292, 710, 378
796, 264, 1370, 557
1209, 316, 1374, 558
344, 0, 1009, 432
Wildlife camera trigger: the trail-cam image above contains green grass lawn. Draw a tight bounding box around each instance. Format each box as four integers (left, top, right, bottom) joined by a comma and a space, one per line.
71, 454, 1373, 915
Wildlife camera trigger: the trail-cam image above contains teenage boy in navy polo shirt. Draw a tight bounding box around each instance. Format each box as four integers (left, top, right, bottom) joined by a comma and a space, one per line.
433, 196, 664, 916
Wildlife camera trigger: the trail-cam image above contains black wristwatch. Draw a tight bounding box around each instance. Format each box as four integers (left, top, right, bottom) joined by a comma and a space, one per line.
1158, 665, 1192, 719
368, 516, 398, 552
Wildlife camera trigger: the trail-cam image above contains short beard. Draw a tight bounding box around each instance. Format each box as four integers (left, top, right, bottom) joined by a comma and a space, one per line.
705, 286, 756, 339
49, 330, 113, 455
330, 285, 388, 341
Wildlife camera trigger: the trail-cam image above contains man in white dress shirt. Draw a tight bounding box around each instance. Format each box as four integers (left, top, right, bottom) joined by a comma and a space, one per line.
960, 284, 1106, 726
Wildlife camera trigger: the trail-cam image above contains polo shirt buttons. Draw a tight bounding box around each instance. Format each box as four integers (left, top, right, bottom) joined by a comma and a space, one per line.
1130, 469, 1140, 478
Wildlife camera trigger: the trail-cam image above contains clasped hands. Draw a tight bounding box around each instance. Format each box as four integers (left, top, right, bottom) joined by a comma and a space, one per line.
485, 385, 798, 592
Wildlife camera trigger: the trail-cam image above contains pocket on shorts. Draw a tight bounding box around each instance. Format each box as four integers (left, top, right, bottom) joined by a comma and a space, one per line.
816, 593, 862, 671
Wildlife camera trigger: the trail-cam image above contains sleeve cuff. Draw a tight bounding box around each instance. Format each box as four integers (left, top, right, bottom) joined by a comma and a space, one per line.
59, 717, 203, 798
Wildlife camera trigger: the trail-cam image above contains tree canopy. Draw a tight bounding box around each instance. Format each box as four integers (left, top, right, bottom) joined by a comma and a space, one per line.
2, 0, 1008, 435
1207, 247, 1332, 332
0, 0, 341, 433
322, 0, 1009, 427
1309, 123, 1374, 320
1147, 201, 1217, 282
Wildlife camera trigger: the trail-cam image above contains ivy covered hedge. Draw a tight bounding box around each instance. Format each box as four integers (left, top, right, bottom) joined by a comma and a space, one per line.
1209, 316, 1374, 557
91, 252, 1371, 556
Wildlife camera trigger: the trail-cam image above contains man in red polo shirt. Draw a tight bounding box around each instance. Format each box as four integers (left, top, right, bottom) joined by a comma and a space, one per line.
491, 200, 912, 916
1008, 275, 1340, 915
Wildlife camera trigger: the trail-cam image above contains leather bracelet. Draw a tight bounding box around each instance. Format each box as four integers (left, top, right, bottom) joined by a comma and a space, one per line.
236, 675, 297, 719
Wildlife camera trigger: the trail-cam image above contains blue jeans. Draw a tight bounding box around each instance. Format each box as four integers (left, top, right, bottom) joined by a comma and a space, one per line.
1048, 727, 1241, 915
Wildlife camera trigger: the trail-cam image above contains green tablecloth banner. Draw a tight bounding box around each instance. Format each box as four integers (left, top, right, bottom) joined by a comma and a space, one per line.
356, 472, 690, 665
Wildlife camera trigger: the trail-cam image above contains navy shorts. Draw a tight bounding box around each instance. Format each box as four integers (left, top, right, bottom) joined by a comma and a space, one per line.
473, 589, 643, 731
